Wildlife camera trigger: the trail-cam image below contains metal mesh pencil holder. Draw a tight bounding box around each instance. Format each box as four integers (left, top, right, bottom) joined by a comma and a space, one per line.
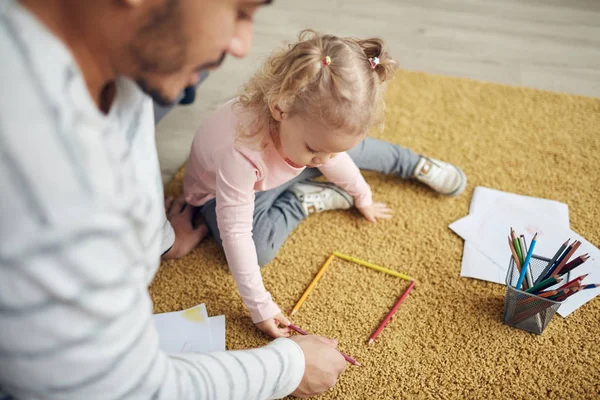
503, 255, 568, 335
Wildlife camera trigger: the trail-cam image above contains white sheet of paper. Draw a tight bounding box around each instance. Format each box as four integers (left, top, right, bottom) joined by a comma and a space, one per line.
453, 187, 569, 284
208, 315, 226, 351
153, 304, 217, 353
450, 195, 599, 316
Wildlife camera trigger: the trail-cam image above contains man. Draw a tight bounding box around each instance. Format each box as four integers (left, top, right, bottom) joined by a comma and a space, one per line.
0, 0, 346, 399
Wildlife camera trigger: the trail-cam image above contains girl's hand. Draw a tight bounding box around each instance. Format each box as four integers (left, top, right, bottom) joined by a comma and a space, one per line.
357, 202, 392, 223
256, 313, 292, 338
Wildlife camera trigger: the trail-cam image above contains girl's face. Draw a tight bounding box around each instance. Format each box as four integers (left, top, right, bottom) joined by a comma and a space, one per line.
273, 108, 364, 168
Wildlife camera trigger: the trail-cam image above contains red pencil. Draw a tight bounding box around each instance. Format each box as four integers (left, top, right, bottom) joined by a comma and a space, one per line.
556, 274, 588, 291
368, 279, 416, 345
287, 324, 362, 367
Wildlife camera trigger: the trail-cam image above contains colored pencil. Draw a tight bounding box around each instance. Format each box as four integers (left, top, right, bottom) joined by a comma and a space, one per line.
511, 229, 523, 266
511, 302, 554, 325
519, 235, 535, 289
553, 288, 581, 302
549, 284, 595, 302
559, 254, 590, 276
581, 283, 600, 290
548, 289, 572, 301
516, 233, 537, 290
288, 324, 362, 367
535, 239, 569, 284
526, 276, 561, 294
368, 279, 416, 345
547, 241, 576, 276
537, 289, 562, 298
551, 240, 582, 277
332, 252, 412, 281
291, 254, 335, 316
508, 236, 521, 271
556, 274, 588, 291
519, 235, 527, 264
515, 289, 559, 308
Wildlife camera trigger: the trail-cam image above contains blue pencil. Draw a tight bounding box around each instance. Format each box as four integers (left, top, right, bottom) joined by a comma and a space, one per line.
516, 233, 538, 290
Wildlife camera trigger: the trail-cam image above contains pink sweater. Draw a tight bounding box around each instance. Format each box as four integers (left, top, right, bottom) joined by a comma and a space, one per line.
184, 100, 373, 323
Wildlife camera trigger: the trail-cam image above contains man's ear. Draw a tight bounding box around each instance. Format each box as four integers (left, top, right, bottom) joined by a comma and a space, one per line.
269, 102, 288, 122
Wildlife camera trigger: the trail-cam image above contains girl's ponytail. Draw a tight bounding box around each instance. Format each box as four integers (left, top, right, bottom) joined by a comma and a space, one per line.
356, 38, 397, 83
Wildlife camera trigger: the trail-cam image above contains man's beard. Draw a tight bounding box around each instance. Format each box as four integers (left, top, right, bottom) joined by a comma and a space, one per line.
127, 0, 227, 106
136, 78, 176, 107
128, 0, 184, 106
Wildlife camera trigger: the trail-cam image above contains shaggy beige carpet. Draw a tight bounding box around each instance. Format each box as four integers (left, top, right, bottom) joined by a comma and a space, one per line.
151, 70, 600, 399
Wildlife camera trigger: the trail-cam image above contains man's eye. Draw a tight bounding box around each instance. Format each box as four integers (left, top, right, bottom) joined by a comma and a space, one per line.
238, 10, 252, 21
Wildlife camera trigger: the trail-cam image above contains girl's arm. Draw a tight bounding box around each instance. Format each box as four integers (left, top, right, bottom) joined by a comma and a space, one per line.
318, 152, 373, 208
215, 148, 282, 323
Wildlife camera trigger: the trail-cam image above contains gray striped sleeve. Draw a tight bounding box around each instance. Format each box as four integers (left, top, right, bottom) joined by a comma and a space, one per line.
0, 206, 304, 400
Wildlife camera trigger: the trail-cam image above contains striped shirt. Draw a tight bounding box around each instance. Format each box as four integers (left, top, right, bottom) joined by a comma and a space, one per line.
0, 1, 304, 399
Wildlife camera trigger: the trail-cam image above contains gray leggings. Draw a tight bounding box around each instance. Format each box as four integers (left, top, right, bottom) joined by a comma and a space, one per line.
199, 137, 420, 266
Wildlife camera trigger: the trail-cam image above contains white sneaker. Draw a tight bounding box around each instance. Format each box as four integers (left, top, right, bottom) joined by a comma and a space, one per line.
289, 182, 354, 216
413, 157, 467, 196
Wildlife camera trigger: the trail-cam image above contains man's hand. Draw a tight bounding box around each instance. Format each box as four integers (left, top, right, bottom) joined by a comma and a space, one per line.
255, 313, 291, 338
162, 196, 208, 260
290, 335, 347, 398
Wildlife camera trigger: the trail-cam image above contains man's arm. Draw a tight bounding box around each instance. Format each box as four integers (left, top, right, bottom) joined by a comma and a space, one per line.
0, 204, 304, 400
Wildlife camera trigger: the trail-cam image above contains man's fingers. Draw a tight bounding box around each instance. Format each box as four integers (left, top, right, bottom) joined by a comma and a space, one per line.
314, 337, 346, 371
173, 196, 187, 214
315, 336, 338, 348
164, 197, 174, 213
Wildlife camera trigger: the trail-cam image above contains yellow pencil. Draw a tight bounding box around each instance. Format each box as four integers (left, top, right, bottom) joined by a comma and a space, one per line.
291, 253, 335, 315
332, 252, 412, 281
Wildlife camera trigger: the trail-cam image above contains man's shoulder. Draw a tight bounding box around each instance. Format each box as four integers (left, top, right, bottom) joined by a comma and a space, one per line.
0, 4, 79, 132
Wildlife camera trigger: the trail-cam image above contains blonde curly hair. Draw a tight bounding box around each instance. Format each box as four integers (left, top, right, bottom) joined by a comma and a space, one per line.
235, 29, 397, 148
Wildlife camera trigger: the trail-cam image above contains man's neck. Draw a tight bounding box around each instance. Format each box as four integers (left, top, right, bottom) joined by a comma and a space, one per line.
20, 0, 117, 113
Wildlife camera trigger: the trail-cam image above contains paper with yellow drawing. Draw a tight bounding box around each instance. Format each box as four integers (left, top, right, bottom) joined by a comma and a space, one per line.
153, 304, 226, 353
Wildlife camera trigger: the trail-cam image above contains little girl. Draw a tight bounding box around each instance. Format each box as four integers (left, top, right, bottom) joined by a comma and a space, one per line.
184, 30, 466, 338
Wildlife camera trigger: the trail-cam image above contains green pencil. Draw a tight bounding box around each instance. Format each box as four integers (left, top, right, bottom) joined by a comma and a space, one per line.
511, 229, 523, 265
526, 276, 561, 294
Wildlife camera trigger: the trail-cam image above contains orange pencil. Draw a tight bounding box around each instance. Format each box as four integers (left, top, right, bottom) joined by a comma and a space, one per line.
291, 254, 335, 316
515, 289, 559, 308
508, 236, 522, 272
553, 287, 581, 302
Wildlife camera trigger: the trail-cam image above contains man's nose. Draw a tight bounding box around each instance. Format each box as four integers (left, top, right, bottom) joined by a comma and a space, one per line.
227, 21, 253, 59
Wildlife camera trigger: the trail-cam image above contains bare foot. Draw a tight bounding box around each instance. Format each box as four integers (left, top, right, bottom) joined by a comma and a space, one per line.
162, 196, 209, 259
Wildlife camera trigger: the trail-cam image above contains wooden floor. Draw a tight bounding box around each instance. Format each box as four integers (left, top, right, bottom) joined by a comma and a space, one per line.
156, 0, 600, 182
